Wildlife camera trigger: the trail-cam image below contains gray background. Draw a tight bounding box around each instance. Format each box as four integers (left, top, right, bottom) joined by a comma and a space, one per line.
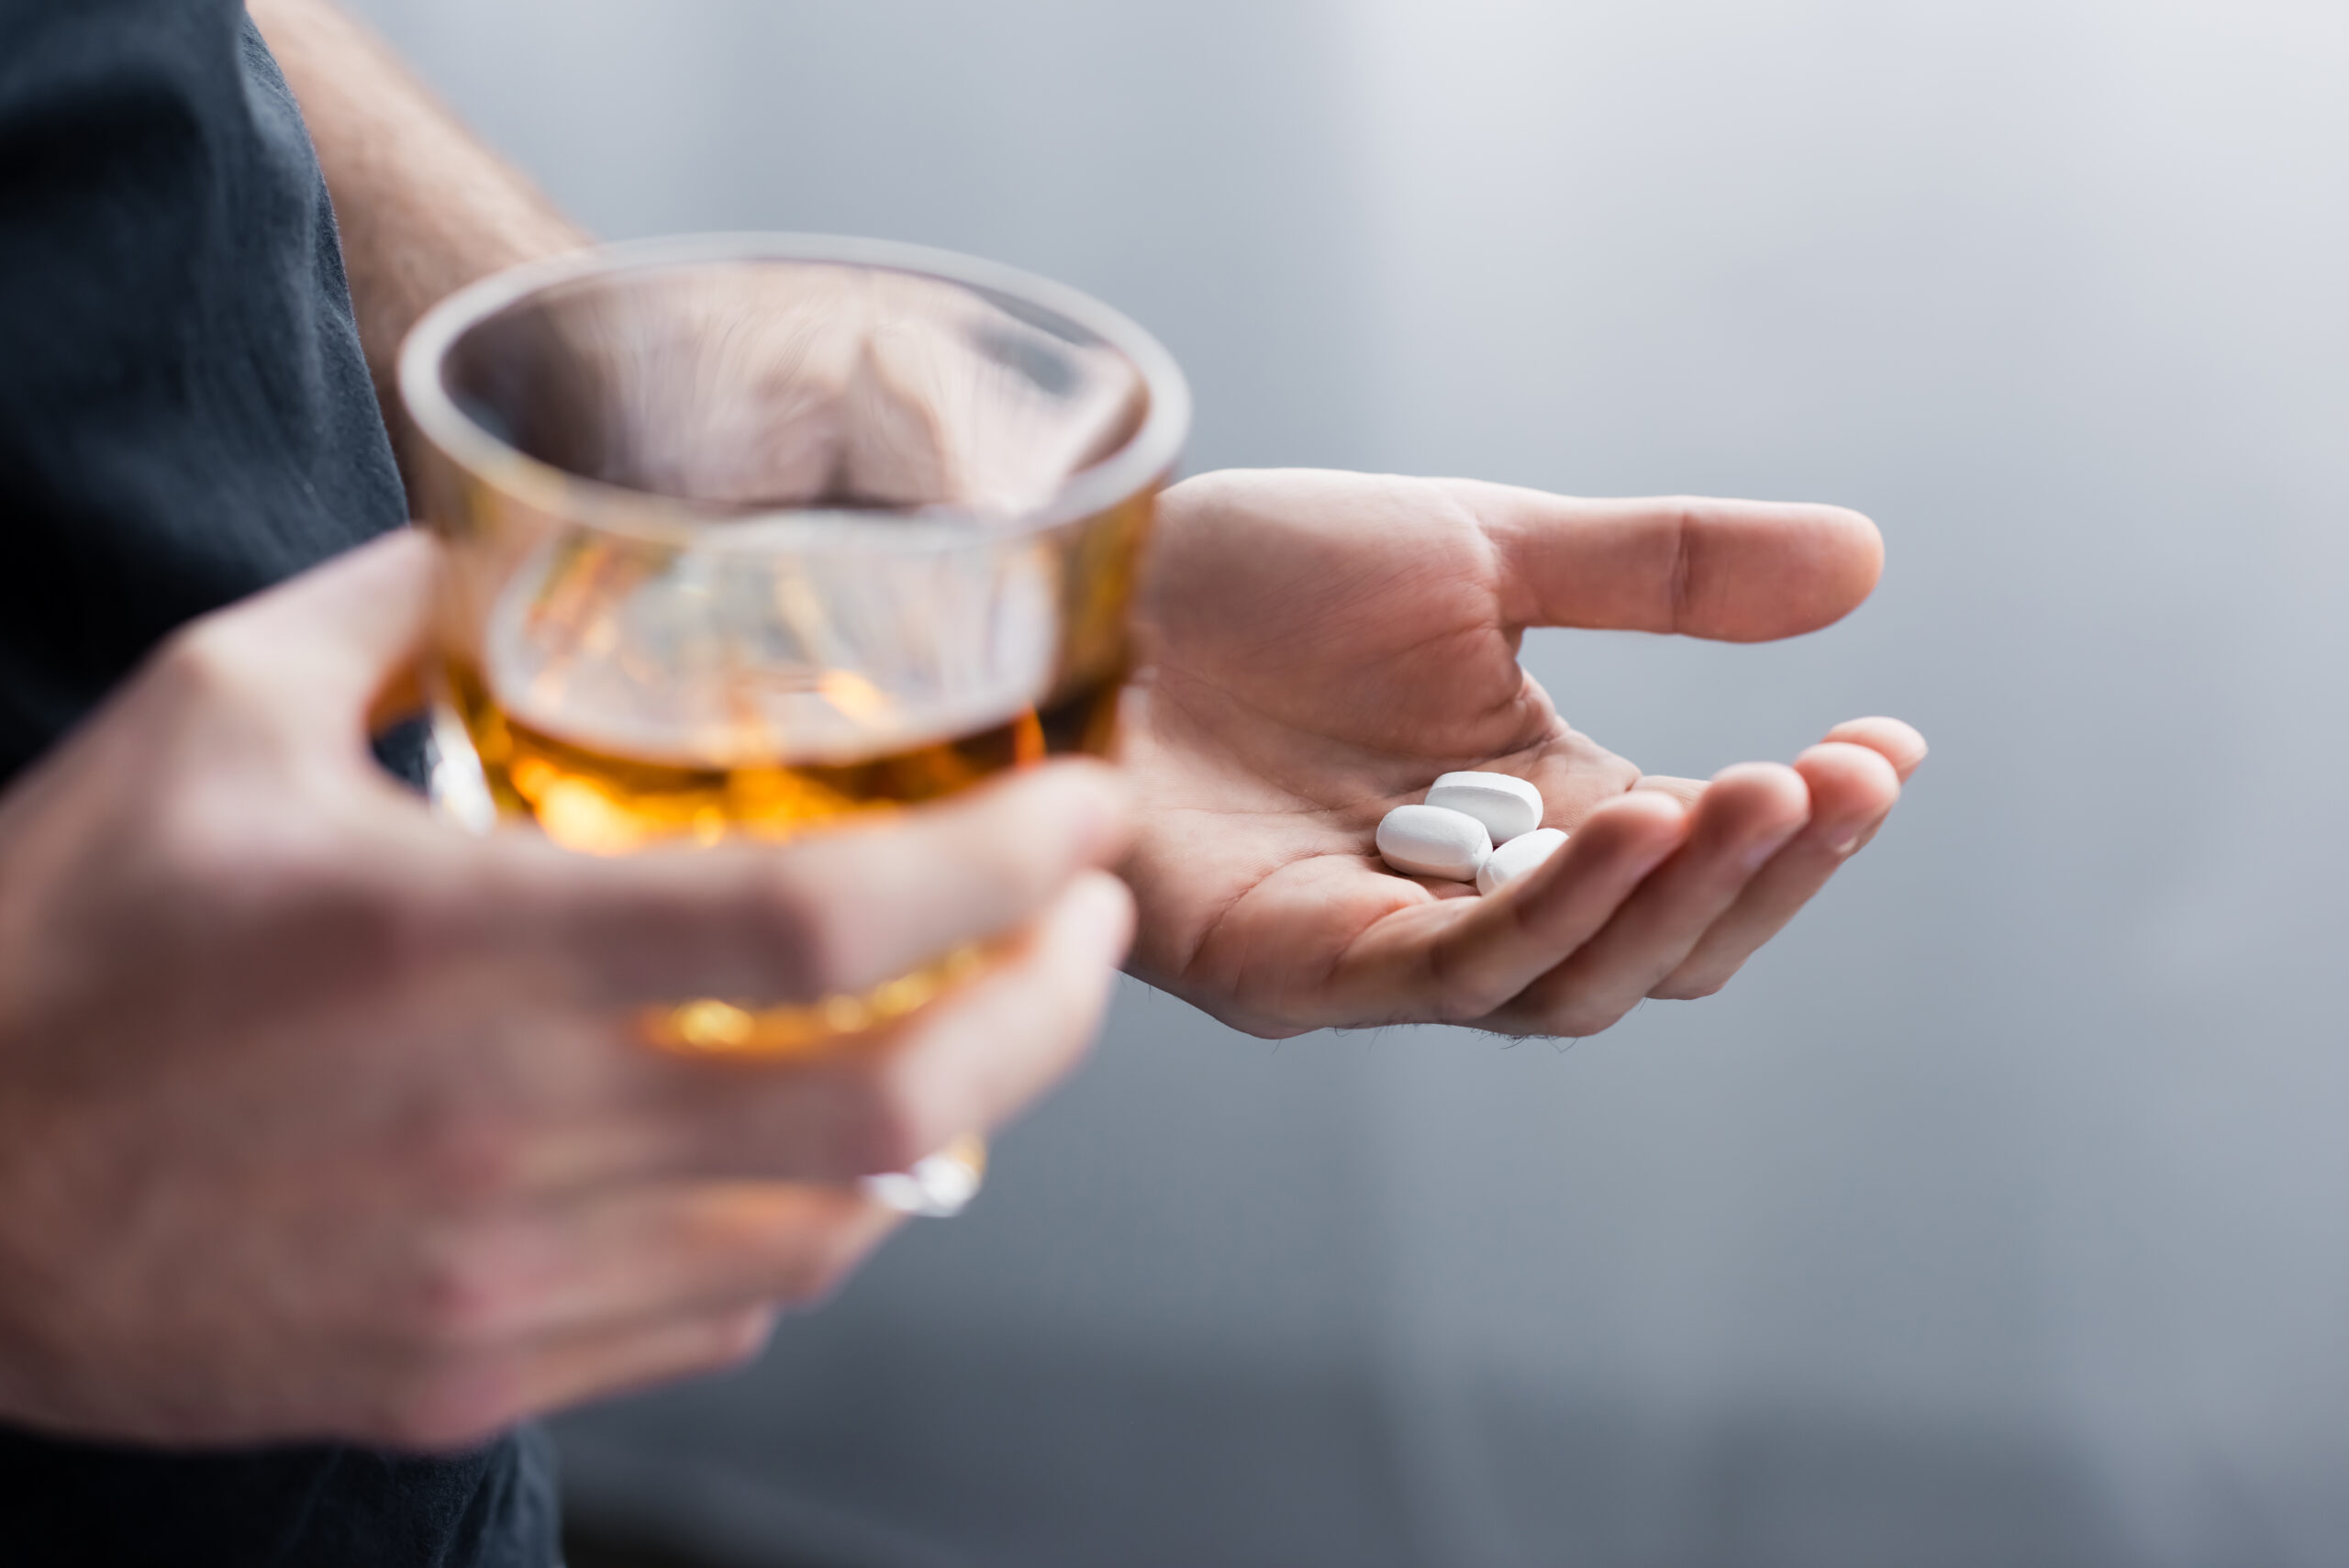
343, 3, 2349, 1563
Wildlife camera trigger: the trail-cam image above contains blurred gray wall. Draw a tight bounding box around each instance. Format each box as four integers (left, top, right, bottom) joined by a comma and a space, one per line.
342, 2, 2349, 1563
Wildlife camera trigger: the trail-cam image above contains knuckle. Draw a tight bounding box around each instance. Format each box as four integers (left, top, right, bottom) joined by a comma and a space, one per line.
390, 1095, 528, 1208
302, 871, 447, 987
154, 614, 265, 706
397, 1232, 525, 1351
418, 1120, 526, 1208
176, 816, 446, 987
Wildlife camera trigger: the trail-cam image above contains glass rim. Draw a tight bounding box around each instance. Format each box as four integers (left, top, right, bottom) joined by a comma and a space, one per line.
396, 231, 1193, 550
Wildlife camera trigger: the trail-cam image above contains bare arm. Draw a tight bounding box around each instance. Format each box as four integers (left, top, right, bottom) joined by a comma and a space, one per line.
247, 0, 589, 465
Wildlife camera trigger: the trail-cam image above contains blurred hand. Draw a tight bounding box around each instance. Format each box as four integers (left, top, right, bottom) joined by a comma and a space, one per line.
1122, 469, 1925, 1039
0, 532, 1133, 1450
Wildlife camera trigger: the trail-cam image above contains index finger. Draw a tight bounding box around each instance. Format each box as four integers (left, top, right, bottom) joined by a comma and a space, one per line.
1449, 481, 1884, 643
484, 760, 1133, 1008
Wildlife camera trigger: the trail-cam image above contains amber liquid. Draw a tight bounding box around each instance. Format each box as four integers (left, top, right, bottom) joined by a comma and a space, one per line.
443, 659, 1124, 1057
446, 659, 1124, 859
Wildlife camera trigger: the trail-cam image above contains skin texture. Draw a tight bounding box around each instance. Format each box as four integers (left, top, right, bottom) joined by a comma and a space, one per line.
1122, 470, 1925, 1039
0, 535, 1135, 1448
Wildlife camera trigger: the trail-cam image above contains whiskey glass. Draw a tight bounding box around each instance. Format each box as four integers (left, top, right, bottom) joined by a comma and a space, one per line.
397, 234, 1188, 1215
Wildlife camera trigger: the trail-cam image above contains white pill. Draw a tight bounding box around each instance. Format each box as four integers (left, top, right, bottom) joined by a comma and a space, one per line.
1475, 827, 1568, 895
1376, 804, 1491, 882
1425, 771, 1544, 844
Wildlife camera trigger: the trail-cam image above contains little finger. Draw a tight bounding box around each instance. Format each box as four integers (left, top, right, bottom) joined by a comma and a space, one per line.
440, 1181, 898, 1347
1493, 762, 1809, 1035
1649, 740, 1901, 1000
381, 1303, 785, 1450
1823, 716, 1929, 783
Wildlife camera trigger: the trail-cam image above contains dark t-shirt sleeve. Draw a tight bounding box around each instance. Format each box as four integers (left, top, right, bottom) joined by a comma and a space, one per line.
0, 0, 406, 777
0, 1421, 564, 1568
0, 3, 554, 1563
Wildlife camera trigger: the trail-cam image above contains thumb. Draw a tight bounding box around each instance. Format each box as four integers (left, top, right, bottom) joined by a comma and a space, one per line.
182, 528, 441, 745
1458, 481, 1886, 643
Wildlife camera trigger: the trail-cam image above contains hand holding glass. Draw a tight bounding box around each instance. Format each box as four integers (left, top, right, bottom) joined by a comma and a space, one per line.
398, 236, 1187, 1214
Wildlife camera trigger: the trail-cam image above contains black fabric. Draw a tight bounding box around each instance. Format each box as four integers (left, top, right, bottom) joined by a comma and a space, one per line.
0, 0, 402, 778
0, 1423, 563, 1568
0, 1, 556, 1562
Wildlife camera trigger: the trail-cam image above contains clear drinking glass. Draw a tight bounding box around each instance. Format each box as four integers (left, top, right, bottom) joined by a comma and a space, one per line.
397, 234, 1189, 1216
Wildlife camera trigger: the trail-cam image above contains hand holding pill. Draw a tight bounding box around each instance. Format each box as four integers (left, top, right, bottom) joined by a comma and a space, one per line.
1117, 468, 1927, 1040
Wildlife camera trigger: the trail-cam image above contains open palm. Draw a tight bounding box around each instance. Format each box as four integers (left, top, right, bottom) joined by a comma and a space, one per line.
1120, 469, 1925, 1039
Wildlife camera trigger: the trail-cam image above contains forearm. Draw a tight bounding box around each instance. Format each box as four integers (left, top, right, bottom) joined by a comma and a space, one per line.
248, 0, 589, 466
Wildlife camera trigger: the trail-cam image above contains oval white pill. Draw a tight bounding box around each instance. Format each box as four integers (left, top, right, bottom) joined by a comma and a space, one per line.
1426, 771, 1545, 844
1475, 827, 1568, 895
1376, 804, 1491, 882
